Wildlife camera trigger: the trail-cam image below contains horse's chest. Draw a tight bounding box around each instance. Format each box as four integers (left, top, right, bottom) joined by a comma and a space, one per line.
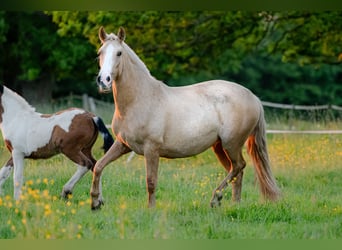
113, 116, 154, 152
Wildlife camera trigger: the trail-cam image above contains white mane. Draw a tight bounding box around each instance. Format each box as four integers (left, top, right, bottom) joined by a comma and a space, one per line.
3, 86, 36, 113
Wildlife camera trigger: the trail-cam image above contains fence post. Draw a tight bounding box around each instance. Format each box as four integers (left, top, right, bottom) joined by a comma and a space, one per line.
82, 94, 90, 111
89, 97, 96, 113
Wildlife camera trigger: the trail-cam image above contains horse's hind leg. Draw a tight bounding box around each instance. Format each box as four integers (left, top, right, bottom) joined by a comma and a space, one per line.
61, 150, 94, 198
0, 157, 14, 195
61, 164, 89, 198
211, 141, 246, 207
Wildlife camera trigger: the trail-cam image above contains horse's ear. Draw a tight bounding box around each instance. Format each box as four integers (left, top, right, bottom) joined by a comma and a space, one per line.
118, 27, 126, 43
99, 26, 107, 43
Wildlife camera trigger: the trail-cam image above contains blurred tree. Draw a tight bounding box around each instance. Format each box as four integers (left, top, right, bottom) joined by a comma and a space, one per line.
0, 11, 97, 103
0, 11, 341, 105
257, 11, 342, 65
49, 11, 266, 84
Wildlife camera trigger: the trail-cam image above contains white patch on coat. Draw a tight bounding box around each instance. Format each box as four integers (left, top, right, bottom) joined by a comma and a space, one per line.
0, 87, 85, 156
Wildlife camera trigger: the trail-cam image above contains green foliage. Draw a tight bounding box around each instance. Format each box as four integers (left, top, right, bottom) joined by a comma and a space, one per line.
227, 53, 342, 105
0, 11, 341, 104
261, 11, 342, 65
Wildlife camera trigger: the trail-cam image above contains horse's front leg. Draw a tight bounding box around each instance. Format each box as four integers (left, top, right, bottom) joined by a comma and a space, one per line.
0, 157, 14, 195
90, 140, 131, 210
144, 144, 160, 208
12, 150, 25, 200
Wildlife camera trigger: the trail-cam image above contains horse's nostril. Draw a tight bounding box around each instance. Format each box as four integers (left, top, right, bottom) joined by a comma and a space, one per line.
96, 75, 101, 84
106, 76, 111, 82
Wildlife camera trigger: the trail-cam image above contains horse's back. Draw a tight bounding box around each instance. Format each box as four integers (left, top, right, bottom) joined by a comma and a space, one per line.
26, 108, 97, 157
168, 79, 261, 124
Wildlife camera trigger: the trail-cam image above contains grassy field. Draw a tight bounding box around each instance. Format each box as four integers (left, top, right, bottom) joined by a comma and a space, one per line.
0, 132, 341, 239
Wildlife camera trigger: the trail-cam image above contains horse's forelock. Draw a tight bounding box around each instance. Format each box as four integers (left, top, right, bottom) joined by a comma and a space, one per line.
98, 34, 120, 54
105, 33, 118, 41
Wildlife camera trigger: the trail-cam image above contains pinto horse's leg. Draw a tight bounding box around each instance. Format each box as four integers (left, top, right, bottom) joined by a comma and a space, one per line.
143, 144, 160, 208
0, 157, 14, 195
211, 143, 246, 207
61, 147, 98, 198
61, 149, 95, 198
90, 140, 131, 210
61, 164, 89, 199
12, 150, 25, 200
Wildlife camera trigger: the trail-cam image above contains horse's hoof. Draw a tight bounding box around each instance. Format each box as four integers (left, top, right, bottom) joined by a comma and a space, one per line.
210, 191, 223, 208
91, 199, 104, 210
210, 200, 221, 208
61, 190, 72, 200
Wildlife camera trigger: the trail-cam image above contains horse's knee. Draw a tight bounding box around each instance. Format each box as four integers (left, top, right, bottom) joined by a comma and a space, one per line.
146, 177, 156, 194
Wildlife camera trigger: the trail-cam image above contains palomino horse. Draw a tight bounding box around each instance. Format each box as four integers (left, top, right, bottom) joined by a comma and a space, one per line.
0, 84, 114, 200
91, 27, 280, 209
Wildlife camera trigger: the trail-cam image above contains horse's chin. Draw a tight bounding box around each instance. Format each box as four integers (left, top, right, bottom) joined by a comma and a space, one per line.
98, 86, 112, 94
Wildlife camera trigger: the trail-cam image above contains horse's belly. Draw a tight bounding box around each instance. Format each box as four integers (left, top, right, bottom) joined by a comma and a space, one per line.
159, 128, 218, 158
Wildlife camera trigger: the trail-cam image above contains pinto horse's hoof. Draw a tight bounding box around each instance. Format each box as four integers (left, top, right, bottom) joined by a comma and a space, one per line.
61, 190, 72, 200
91, 199, 104, 210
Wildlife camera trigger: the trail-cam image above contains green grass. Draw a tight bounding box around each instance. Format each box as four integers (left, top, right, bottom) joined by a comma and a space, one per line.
0, 133, 341, 239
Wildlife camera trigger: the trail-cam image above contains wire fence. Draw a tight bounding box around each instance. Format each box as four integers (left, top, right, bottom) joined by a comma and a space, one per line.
261, 101, 342, 111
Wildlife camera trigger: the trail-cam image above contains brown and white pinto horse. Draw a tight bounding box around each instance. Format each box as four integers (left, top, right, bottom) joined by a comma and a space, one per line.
0, 84, 114, 200
91, 27, 280, 209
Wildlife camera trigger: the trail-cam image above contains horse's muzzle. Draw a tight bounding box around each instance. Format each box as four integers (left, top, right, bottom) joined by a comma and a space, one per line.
96, 76, 112, 93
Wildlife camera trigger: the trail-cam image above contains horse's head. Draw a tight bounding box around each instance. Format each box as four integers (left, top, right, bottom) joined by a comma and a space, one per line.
96, 26, 126, 93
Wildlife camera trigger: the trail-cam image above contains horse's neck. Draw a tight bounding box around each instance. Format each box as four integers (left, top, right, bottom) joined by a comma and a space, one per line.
114, 55, 164, 115
1, 88, 37, 125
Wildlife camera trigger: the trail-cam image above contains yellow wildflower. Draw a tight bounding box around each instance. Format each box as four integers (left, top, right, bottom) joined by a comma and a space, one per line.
42, 189, 50, 198
26, 180, 34, 186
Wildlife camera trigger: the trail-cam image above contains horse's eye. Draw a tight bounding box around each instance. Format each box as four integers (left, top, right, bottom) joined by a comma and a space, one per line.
117, 51, 122, 56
